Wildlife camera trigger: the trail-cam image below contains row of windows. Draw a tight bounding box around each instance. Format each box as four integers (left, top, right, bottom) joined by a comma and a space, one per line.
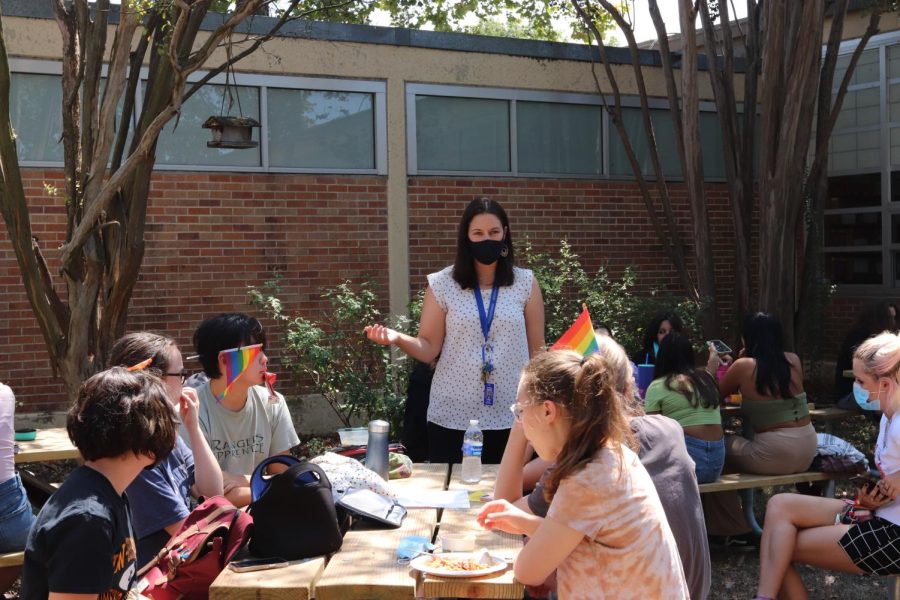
10, 64, 727, 180
409, 86, 726, 179
11, 71, 380, 172
826, 33, 900, 289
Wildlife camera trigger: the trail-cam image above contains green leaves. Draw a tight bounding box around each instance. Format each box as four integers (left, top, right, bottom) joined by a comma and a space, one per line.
519, 238, 703, 357
249, 279, 412, 435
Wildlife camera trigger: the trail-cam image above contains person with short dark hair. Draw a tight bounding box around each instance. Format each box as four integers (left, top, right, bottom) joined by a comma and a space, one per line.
364, 198, 545, 463
21, 368, 178, 599
110, 332, 223, 567
189, 313, 299, 507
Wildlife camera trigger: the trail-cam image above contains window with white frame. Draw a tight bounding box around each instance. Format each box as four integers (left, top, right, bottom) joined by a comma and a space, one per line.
824, 35, 900, 289
7, 59, 387, 175
407, 83, 726, 180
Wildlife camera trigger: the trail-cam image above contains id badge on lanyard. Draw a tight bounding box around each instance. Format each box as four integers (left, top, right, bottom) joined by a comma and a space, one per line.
475, 284, 499, 406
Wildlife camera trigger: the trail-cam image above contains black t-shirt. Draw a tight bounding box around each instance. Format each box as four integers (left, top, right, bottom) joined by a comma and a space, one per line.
21, 465, 137, 600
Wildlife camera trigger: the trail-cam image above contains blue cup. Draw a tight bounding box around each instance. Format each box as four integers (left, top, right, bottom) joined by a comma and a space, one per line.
636, 364, 655, 398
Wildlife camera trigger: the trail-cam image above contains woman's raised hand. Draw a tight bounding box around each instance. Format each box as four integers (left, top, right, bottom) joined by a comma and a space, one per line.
363, 324, 400, 346
706, 343, 722, 374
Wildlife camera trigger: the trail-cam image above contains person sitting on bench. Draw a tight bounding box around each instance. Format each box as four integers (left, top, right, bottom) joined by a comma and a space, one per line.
21, 368, 178, 599
755, 332, 900, 599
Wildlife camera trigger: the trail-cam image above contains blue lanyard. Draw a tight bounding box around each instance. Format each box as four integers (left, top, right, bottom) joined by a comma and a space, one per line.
474, 284, 499, 343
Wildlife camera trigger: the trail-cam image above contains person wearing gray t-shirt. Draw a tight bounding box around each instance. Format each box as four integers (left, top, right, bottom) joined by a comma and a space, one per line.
184, 313, 299, 507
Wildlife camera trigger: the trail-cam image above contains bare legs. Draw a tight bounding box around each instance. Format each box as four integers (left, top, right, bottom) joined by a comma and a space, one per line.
757, 493, 863, 599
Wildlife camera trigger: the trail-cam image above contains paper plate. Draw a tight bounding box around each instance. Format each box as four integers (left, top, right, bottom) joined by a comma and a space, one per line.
410, 552, 508, 578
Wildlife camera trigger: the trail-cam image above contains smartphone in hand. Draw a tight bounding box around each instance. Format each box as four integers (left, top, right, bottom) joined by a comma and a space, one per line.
707, 340, 732, 355
228, 557, 289, 573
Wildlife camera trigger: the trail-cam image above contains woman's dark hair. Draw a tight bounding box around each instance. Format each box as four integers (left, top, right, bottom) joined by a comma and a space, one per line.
67, 367, 177, 463
742, 312, 792, 398
639, 311, 684, 361
654, 333, 720, 409
853, 300, 896, 336
193, 313, 267, 378
452, 198, 515, 290
109, 332, 176, 378
520, 350, 634, 502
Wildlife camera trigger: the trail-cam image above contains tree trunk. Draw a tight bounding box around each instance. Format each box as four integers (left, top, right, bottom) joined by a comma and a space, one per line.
678, 0, 720, 337
758, 1, 824, 349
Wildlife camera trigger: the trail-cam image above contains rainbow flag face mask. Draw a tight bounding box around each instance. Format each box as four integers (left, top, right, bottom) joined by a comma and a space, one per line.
551, 305, 600, 357
218, 343, 263, 401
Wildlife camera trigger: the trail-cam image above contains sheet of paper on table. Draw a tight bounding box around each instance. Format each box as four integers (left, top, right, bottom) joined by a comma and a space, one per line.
395, 489, 471, 509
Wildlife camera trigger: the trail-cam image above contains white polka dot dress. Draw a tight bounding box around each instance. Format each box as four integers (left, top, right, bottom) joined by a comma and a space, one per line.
426, 265, 533, 431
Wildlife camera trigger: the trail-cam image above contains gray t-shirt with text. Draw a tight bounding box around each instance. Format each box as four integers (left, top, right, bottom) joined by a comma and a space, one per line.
182, 382, 299, 476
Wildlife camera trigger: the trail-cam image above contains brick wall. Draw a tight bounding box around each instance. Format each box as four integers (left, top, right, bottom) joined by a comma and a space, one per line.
0, 169, 877, 414
408, 176, 741, 329
0, 169, 389, 413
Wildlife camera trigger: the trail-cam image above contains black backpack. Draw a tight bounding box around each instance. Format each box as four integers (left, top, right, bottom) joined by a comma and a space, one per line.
248, 455, 344, 560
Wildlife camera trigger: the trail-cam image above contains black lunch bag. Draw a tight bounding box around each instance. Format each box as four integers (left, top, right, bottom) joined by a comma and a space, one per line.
248, 455, 344, 560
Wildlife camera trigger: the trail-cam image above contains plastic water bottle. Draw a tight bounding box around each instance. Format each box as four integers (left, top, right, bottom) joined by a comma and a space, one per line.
461, 419, 483, 483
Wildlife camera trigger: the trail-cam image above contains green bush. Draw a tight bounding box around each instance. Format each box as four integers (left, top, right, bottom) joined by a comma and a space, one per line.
518, 239, 703, 358
249, 279, 412, 436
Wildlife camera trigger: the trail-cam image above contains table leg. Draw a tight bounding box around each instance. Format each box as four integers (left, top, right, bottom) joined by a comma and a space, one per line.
740, 488, 763, 537
889, 576, 900, 600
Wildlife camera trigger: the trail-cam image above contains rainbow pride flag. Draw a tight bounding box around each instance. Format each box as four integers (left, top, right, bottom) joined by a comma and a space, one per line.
551, 305, 600, 357
218, 343, 263, 401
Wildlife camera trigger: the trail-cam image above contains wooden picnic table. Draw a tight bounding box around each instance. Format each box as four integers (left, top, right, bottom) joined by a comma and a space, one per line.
211, 462, 524, 600
417, 464, 523, 600
315, 462, 449, 600
15, 427, 79, 464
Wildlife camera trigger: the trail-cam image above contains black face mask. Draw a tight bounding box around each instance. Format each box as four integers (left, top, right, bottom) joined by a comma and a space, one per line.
470, 239, 506, 265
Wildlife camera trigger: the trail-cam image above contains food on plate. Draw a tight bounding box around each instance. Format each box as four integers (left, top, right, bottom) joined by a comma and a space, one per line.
426, 555, 491, 572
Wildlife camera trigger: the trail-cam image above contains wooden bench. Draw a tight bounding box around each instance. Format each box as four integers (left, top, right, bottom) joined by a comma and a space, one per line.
0, 551, 23, 568
699, 471, 852, 536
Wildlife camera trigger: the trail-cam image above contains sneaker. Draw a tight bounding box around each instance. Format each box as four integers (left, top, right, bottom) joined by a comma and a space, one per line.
708, 532, 760, 549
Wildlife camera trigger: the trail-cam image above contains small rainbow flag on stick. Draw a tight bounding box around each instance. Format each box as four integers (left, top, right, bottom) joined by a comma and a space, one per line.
218, 343, 263, 401
551, 304, 600, 357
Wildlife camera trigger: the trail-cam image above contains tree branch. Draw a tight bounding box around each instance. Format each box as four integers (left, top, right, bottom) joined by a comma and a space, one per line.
0, 8, 68, 369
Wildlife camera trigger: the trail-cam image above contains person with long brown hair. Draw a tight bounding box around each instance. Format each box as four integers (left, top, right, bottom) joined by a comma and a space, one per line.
476, 350, 687, 599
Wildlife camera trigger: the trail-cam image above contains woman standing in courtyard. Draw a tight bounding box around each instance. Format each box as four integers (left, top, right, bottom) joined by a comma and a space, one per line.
364, 198, 544, 463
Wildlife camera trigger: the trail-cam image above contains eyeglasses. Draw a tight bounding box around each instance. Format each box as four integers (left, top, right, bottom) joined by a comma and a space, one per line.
509, 403, 534, 423
165, 370, 188, 385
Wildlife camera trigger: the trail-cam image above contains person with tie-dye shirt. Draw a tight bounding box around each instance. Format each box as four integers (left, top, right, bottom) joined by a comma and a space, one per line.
477, 350, 688, 600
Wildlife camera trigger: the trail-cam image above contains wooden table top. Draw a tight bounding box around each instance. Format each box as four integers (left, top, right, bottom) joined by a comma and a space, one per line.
210, 462, 525, 600
15, 427, 79, 464
417, 464, 523, 600
314, 462, 449, 600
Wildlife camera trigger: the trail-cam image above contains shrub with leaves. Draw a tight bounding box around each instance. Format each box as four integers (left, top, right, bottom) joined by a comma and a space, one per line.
518, 239, 703, 357
249, 279, 412, 436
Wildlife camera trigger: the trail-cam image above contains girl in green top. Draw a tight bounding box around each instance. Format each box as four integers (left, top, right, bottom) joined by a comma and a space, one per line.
645, 333, 725, 483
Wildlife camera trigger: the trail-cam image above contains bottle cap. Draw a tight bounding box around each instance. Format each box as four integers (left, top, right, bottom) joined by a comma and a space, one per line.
470, 419, 478, 426
368, 419, 390, 433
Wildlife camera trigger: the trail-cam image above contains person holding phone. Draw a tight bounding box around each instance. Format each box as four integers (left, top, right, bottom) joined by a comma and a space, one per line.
364, 198, 545, 464
644, 333, 724, 484
754, 332, 900, 598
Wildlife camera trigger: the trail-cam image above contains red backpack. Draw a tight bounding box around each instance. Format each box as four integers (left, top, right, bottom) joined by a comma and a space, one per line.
136, 495, 253, 600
